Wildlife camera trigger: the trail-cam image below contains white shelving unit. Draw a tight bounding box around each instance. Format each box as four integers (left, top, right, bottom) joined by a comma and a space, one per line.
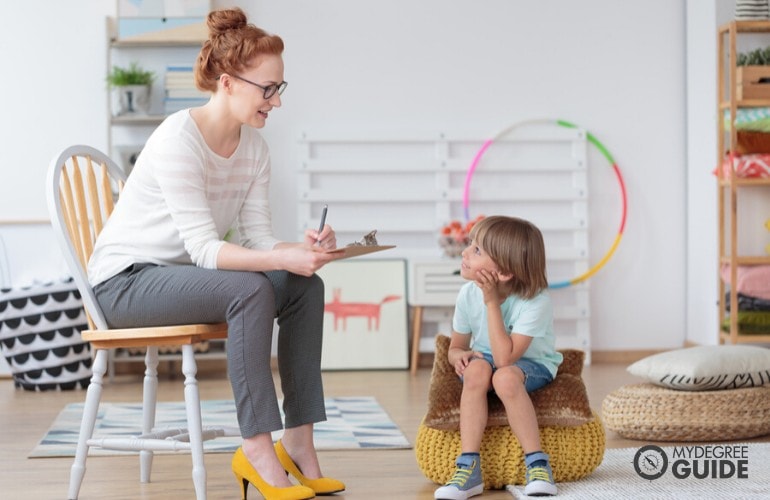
106, 17, 204, 174
297, 126, 592, 371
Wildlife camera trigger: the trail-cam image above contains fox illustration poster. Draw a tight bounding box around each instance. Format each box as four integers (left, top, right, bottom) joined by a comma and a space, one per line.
316, 259, 408, 370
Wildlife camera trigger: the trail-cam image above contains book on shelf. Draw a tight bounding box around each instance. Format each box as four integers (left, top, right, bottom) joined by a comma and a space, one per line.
163, 97, 209, 114
163, 64, 205, 106
165, 72, 195, 81
165, 88, 209, 99
165, 74, 195, 85
164, 65, 195, 81
166, 64, 195, 72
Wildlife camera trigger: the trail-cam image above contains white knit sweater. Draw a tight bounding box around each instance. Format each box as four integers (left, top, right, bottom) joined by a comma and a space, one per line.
88, 110, 280, 287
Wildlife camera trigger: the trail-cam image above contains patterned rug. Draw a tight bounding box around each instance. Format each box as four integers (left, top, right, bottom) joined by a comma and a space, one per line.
507, 442, 770, 499
29, 396, 411, 458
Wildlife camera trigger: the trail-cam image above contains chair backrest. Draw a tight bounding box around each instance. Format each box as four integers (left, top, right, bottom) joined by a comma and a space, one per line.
46, 145, 126, 331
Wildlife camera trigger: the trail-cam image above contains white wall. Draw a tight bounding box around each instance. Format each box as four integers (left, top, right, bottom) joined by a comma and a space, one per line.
685, 1, 721, 347
0, 0, 697, 352
0, 1, 113, 221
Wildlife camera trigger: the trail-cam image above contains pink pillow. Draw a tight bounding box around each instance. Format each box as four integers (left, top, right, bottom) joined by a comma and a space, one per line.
720, 264, 770, 301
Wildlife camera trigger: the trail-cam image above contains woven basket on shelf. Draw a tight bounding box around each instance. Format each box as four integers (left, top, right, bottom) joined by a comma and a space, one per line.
602, 382, 770, 442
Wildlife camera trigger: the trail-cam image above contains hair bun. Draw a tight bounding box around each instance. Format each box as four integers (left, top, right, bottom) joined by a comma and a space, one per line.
207, 7, 248, 37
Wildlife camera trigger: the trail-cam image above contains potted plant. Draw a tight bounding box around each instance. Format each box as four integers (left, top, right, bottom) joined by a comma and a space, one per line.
736, 46, 770, 100
107, 62, 155, 116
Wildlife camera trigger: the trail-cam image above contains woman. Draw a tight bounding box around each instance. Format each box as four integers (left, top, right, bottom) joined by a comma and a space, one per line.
88, 7, 343, 500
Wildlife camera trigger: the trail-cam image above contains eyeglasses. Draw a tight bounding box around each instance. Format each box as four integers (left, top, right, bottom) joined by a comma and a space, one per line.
229, 74, 288, 99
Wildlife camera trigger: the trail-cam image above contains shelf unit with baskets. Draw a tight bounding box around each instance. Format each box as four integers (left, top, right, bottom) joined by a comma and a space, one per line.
716, 20, 770, 345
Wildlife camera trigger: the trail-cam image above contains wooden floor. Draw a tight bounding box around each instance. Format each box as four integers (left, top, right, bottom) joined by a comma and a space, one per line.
1, 362, 767, 500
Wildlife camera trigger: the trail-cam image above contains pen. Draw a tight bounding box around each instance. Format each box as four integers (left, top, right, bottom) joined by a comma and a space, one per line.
316, 204, 328, 246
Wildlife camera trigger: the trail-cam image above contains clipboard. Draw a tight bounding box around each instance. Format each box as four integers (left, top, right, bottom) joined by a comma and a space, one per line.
325, 245, 396, 259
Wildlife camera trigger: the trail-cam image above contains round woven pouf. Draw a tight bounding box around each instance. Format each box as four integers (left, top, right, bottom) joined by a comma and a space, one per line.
602, 383, 770, 441
415, 412, 606, 489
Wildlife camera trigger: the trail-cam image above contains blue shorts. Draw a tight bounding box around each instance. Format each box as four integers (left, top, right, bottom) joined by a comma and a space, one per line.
465, 352, 553, 393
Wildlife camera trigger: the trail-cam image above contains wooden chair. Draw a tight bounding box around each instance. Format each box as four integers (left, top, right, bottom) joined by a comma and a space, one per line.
46, 145, 237, 500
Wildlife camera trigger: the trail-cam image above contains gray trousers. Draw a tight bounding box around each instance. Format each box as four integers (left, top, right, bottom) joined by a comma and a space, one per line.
93, 263, 327, 438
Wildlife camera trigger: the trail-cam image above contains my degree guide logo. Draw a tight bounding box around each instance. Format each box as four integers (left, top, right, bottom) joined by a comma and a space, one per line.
633, 444, 749, 481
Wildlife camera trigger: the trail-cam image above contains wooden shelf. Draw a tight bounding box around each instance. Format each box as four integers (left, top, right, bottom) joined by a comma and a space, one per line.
720, 331, 770, 344
720, 20, 770, 34
718, 177, 770, 187
720, 99, 770, 108
110, 39, 204, 48
720, 255, 770, 266
716, 22, 770, 346
110, 114, 166, 126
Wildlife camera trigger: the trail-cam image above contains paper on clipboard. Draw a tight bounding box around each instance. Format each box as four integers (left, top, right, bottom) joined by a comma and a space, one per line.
325, 245, 396, 259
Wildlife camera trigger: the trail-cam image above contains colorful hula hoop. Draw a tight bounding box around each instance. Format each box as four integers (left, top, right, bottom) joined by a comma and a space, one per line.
462, 119, 627, 289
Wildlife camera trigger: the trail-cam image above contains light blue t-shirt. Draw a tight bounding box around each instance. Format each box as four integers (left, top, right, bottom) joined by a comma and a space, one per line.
452, 282, 563, 378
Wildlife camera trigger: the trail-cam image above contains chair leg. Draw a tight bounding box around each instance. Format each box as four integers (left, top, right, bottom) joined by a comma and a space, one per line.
68, 348, 108, 500
182, 344, 207, 500
140, 346, 160, 483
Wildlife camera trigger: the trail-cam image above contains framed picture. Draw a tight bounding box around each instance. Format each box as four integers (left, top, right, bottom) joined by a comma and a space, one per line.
316, 259, 409, 370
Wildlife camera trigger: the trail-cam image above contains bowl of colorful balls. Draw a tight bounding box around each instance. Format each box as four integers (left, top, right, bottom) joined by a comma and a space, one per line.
438, 215, 485, 258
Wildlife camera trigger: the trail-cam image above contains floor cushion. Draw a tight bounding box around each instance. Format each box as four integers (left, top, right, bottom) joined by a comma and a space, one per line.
602, 382, 770, 441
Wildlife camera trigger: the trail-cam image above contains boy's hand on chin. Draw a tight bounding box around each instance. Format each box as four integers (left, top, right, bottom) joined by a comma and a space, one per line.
475, 269, 502, 305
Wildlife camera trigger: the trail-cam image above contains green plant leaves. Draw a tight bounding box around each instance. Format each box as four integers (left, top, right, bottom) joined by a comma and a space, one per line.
107, 61, 154, 87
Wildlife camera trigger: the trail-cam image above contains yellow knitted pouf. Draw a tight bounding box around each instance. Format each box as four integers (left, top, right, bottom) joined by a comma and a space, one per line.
415, 411, 606, 489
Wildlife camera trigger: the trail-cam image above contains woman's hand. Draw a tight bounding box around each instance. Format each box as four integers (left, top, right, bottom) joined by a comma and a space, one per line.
475, 268, 502, 305
305, 224, 337, 251
279, 245, 336, 276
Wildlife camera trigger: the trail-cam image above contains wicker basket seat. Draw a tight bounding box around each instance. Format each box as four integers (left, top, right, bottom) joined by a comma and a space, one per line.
602, 382, 770, 442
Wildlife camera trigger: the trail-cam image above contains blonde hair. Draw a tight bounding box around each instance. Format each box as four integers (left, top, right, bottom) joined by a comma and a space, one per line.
470, 216, 548, 299
194, 7, 284, 92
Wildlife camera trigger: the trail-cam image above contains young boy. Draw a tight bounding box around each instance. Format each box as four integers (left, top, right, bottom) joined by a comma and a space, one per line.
434, 216, 562, 499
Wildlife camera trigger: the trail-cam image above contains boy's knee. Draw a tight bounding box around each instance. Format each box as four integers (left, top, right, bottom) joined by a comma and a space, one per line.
463, 362, 492, 391
492, 366, 526, 394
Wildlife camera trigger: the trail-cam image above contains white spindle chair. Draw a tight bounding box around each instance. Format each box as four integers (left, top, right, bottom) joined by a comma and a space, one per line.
46, 145, 238, 500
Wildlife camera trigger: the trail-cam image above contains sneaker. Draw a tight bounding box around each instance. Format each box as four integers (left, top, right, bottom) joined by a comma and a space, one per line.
523, 462, 557, 497
434, 454, 484, 500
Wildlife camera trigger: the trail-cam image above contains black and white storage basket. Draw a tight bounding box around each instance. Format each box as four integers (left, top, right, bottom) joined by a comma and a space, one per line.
0, 278, 91, 391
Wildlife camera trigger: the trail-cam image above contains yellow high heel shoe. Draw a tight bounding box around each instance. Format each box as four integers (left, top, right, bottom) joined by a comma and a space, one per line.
275, 440, 346, 495
232, 447, 316, 500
